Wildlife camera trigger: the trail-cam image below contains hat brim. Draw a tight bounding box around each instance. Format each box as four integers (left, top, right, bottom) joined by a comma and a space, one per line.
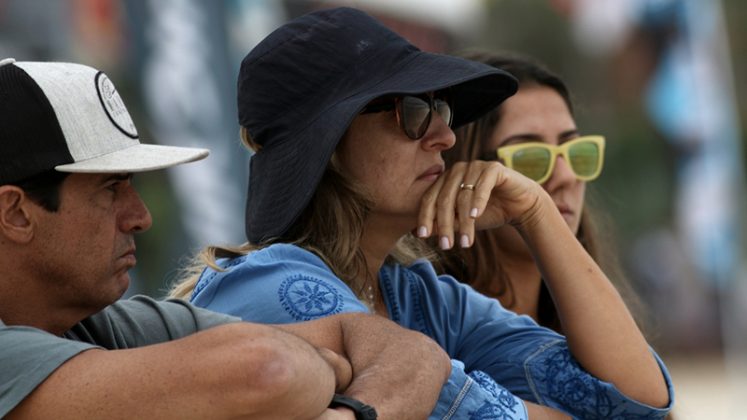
349, 50, 517, 128
246, 50, 516, 243
55, 144, 209, 173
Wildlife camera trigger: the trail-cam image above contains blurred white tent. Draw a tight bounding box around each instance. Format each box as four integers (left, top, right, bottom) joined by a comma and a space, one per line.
316, 0, 485, 36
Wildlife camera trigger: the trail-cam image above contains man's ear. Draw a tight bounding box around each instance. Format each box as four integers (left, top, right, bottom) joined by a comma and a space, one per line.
0, 186, 35, 243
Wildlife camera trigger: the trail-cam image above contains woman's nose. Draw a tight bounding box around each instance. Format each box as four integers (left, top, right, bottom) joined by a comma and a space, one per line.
421, 113, 456, 151
545, 155, 578, 188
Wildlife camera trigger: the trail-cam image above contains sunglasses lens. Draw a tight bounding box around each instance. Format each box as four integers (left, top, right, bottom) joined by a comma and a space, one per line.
511, 147, 552, 181
568, 140, 600, 177
400, 96, 431, 139
434, 99, 452, 127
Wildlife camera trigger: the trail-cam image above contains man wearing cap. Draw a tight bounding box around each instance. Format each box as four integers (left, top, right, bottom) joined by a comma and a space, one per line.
0, 58, 449, 419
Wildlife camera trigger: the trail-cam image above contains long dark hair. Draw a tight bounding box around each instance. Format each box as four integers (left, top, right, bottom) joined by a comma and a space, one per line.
438, 51, 644, 332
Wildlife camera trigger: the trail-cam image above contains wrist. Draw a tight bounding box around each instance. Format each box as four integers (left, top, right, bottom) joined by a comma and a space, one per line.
512, 192, 552, 234
329, 406, 357, 420
328, 394, 377, 420
514, 194, 580, 254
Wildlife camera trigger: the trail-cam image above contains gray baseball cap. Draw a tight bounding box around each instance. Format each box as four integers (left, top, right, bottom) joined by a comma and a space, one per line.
0, 58, 209, 184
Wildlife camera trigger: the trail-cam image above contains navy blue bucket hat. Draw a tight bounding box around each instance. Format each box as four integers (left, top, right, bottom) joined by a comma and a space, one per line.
239, 7, 517, 243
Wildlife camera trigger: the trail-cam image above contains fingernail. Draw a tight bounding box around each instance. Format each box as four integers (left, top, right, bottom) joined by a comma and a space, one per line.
440, 236, 451, 250
470, 208, 478, 218
417, 226, 428, 238
460, 234, 470, 248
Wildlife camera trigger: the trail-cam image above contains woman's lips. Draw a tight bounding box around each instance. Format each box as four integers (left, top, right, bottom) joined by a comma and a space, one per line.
555, 203, 575, 226
556, 204, 572, 215
418, 164, 444, 181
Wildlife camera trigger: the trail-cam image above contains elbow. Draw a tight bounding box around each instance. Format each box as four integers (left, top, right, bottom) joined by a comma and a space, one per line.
436, 344, 452, 382
243, 344, 298, 397
408, 330, 451, 382
644, 380, 671, 410
628, 382, 670, 412
421, 334, 451, 380
439, 346, 452, 381
619, 359, 672, 409
228, 328, 335, 417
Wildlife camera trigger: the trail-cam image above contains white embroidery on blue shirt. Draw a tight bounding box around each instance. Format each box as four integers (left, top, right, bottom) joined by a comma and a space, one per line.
443, 374, 473, 420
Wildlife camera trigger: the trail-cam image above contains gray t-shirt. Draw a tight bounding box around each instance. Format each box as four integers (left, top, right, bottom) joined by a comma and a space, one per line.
0, 295, 239, 418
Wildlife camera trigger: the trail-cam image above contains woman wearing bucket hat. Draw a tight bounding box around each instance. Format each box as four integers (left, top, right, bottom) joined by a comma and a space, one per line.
172, 7, 672, 419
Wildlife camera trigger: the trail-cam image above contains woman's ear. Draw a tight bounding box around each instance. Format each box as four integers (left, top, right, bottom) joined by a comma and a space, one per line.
0, 186, 35, 243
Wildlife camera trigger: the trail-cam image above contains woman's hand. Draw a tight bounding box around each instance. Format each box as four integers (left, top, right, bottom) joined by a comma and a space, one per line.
417, 160, 551, 249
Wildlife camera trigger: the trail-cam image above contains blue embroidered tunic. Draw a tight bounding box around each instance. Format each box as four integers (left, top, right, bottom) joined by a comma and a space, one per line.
191, 244, 673, 419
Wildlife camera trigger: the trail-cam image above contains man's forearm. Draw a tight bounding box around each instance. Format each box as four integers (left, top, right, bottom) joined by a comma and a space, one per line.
8, 323, 337, 419
338, 314, 450, 419
278, 313, 450, 419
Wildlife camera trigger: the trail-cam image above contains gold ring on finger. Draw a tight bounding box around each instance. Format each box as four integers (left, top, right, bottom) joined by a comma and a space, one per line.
459, 183, 475, 191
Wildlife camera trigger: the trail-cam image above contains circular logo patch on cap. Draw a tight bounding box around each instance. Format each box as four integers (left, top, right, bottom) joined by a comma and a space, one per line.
95, 72, 138, 139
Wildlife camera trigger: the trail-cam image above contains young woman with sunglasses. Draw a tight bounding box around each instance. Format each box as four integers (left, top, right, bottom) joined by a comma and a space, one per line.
437, 51, 643, 333
171, 8, 672, 419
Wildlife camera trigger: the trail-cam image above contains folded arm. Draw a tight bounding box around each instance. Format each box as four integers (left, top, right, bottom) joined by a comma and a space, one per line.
279, 313, 451, 420
8, 323, 338, 420
419, 161, 671, 410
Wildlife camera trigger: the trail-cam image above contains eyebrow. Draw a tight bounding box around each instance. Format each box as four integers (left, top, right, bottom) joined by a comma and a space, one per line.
498, 129, 580, 147
558, 129, 581, 143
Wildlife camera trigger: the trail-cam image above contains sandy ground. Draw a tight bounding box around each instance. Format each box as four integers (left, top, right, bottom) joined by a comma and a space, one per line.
665, 354, 747, 419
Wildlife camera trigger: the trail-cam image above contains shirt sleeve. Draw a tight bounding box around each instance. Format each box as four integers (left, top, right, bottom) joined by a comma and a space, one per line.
0, 298, 239, 417
523, 340, 674, 418
0, 322, 97, 418
67, 295, 241, 348
430, 360, 528, 420
190, 244, 370, 323
406, 263, 674, 418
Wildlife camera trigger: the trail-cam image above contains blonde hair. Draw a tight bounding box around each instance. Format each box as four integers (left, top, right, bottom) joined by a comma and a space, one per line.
169, 127, 434, 301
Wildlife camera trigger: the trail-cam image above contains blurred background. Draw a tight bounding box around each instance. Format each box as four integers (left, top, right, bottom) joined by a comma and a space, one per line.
2, 0, 745, 417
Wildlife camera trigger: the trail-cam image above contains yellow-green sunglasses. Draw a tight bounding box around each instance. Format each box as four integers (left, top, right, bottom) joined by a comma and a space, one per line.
495, 135, 605, 184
